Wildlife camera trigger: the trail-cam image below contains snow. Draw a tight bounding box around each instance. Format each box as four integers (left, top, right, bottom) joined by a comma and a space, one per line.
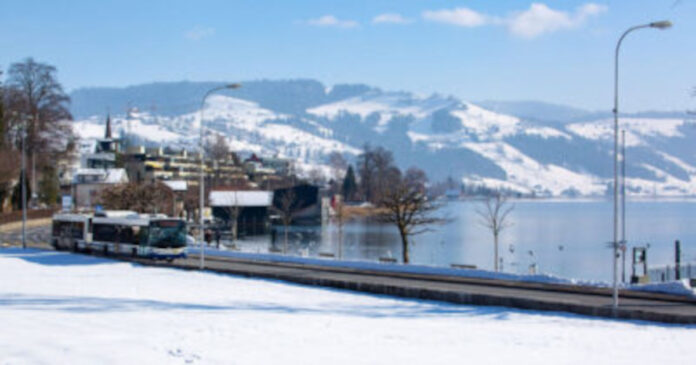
209, 190, 273, 207
450, 103, 520, 140
566, 118, 687, 146
307, 91, 457, 132
630, 279, 696, 297
2, 248, 695, 364
163, 180, 188, 192
524, 126, 571, 140
73, 168, 129, 184
68, 91, 696, 198
462, 142, 605, 196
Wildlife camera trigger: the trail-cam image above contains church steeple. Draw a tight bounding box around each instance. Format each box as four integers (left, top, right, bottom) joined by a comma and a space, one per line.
105, 113, 112, 139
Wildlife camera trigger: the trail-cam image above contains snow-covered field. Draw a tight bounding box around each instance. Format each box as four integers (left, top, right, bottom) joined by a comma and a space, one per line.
1, 248, 694, 364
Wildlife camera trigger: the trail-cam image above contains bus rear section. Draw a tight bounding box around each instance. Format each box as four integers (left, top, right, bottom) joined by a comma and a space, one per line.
51, 214, 90, 251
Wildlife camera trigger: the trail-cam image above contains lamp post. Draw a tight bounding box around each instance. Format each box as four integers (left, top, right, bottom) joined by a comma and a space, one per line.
621, 129, 626, 284
199, 83, 241, 270
612, 20, 671, 309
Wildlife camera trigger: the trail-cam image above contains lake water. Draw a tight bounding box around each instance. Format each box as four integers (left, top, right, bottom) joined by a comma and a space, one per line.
234, 200, 696, 282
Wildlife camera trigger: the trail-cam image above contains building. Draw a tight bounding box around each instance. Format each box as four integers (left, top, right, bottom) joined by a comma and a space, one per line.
82, 114, 120, 169
163, 180, 188, 218
123, 146, 247, 188
72, 168, 129, 208
70, 114, 128, 208
272, 184, 321, 224
209, 189, 274, 236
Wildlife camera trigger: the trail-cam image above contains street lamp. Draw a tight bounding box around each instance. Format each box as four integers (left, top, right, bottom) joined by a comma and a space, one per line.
199, 83, 241, 270
612, 20, 671, 309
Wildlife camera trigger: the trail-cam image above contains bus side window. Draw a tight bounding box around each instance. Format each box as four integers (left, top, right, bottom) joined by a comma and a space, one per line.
72, 222, 84, 239
93, 224, 117, 242
139, 227, 149, 246
131, 226, 141, 246
120, 226, 138, 244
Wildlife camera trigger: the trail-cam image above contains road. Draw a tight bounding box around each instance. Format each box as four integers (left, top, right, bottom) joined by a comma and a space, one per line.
0, 225, 50, 247
2, 224, 696, 324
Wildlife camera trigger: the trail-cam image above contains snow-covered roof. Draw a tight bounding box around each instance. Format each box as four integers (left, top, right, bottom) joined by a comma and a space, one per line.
209, 190, 273, 207
163, 180, 188, 192
73, 168, 129, 184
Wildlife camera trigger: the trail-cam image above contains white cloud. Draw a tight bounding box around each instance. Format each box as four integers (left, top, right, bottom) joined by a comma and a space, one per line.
422, 8, 488, 27
421, 3, 607, 39
372, 13, 412, 25
184, 26, 215, 41
307, 15, 359, 29
507, 3, 608, 39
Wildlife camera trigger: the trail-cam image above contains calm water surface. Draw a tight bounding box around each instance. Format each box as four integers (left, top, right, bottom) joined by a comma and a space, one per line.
236, 200, 696, 282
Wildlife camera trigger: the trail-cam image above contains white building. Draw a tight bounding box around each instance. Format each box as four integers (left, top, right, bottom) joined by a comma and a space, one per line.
72, 168, 129, 208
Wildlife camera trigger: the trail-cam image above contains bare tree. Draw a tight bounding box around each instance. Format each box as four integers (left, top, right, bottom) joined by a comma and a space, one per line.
4, 58, 74, 165
100, 182, 174, 214
332, 195, 347, 259
307, 167, 325, 185
376, 167, 447, 264
476, 194, 514, 272
206, 134, 230, 161
0, 148, 19, 212
357, 144, 398, 203
273, 188, 298, 254
221, 197, 240, 244
327, 152, 347, 182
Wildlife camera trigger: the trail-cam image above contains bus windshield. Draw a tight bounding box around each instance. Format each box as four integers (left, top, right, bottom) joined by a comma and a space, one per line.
148, 220, 187, 248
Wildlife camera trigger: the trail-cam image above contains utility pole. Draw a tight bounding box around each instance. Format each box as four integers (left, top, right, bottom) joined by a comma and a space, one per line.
21, 119, 27, 250
621, 130, 626, 284
675, 240, 681, 280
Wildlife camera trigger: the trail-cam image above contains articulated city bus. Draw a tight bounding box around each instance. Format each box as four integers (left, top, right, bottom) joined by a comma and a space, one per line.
51, 211, 187, 260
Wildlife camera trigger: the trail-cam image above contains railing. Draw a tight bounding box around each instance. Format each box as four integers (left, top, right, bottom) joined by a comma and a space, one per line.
648, 263, 696, 282
0, 209, 57, 226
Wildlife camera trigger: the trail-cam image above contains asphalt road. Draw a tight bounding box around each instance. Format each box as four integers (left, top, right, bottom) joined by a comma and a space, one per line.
2, 224, 696, 324
0, 225, 50, 247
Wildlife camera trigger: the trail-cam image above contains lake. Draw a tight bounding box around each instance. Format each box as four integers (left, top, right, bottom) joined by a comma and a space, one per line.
233, 199, 696, 282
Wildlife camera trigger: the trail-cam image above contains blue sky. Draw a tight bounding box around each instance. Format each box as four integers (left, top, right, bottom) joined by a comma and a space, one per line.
1, 0, 694, 112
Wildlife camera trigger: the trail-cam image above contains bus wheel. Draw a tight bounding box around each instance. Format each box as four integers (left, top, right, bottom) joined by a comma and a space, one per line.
166, 258, 174, 263
102, 246, 108, 256
71, 241, 78, 253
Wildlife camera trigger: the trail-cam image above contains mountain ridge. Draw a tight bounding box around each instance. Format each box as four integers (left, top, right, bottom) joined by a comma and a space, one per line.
69, 80, 696, 197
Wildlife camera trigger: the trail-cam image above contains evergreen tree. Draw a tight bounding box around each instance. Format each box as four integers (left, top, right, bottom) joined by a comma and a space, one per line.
342, 165, 357, 201
38, 166, 59, 206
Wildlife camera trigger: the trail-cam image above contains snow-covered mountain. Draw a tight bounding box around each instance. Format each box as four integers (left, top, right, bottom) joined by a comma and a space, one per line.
70, 80, 696, 197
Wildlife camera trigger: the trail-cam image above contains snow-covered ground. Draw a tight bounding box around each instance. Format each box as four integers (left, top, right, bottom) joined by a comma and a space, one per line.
1, 248, 694, 364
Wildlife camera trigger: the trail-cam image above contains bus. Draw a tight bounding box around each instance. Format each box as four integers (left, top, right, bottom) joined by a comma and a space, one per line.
51, 211, 187, 260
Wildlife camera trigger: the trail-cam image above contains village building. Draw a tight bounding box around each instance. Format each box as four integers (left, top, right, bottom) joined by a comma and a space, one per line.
209, 189, 274, 236
70, 114, 129, 208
